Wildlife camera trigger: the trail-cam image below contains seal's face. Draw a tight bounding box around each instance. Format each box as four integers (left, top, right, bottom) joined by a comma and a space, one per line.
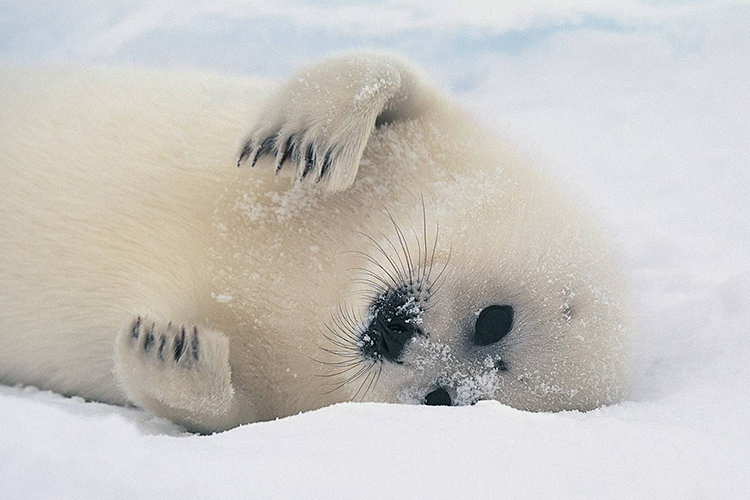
323, 203, 630, 413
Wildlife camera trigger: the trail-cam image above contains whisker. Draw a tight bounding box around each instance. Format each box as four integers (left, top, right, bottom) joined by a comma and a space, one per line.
355, 231, 408, 286
350, 266, 394, 290
411, 226, 423, 287
318, 345, 358, 359
355, 374, 373, 402
326, 315, 359, 342
429, 243, 452, 296
369, 363, 383, 399
424, 222, 440, 287
351, 368, 374, 401
316, 358, 365, 368
328, 363, 372, 394
329, 316, 359, 345
385, 209, 414, 287
376, 230, 409, 287
347, 251, 402, 288
319, 363, 367, 379
362, 362, 381, 400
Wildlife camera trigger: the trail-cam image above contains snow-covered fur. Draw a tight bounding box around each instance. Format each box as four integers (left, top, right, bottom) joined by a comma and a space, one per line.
0, 53, 631, 433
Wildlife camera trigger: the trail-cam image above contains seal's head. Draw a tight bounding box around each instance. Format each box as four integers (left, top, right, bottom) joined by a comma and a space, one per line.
324, 189, 631, 412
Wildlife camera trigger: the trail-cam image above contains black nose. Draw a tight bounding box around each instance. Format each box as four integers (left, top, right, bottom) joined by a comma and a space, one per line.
473, 305, 514, 346
358, 289, 423, 363
424, 387, 452, 406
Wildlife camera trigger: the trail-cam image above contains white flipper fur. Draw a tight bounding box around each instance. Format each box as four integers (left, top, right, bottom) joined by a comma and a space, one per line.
114, 317, 238, 432
237, 52, 444, 192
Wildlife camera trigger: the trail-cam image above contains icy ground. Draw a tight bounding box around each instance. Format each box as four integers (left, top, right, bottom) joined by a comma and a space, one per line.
2, 3, 749, 499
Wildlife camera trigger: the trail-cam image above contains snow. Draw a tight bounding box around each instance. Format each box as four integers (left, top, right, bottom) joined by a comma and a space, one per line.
2, 2, 750, 498
1, 385, 747, 498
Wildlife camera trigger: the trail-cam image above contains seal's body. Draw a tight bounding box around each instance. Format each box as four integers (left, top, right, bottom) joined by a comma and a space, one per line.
0, 54, 630, 432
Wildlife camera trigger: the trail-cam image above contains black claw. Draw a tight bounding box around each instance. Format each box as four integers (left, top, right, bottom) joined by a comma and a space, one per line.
301, 143, 315, 180
143, 324, 155, 352
318, 148, 333, 182
157, 335, 166, 360
191, 326, 200, 361
238, 140, 253, 167
251, 136, 275, 167
174, 326, 186, 362
276, 134, 296, 174
131, 317, 141, 339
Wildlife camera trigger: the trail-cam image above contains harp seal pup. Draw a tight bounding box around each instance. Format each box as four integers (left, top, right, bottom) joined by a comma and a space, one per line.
0, 53, 631, 433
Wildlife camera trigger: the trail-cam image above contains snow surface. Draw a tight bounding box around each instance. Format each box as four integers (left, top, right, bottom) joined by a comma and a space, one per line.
2, 2, 749, 499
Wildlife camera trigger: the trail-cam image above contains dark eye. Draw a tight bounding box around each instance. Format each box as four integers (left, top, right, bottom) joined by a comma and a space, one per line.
473, 305, 514, 346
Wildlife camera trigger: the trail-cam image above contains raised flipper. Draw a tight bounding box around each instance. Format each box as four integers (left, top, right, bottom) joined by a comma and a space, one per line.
237, 52, 445, 192
114, 316, 240, 433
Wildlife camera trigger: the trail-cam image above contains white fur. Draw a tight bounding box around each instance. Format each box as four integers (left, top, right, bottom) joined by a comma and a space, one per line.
0, 54, 631, 432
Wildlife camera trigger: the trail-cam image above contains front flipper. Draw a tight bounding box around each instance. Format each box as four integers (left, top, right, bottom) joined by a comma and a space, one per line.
237, 52, 445, 192
114, 316, 239, 433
